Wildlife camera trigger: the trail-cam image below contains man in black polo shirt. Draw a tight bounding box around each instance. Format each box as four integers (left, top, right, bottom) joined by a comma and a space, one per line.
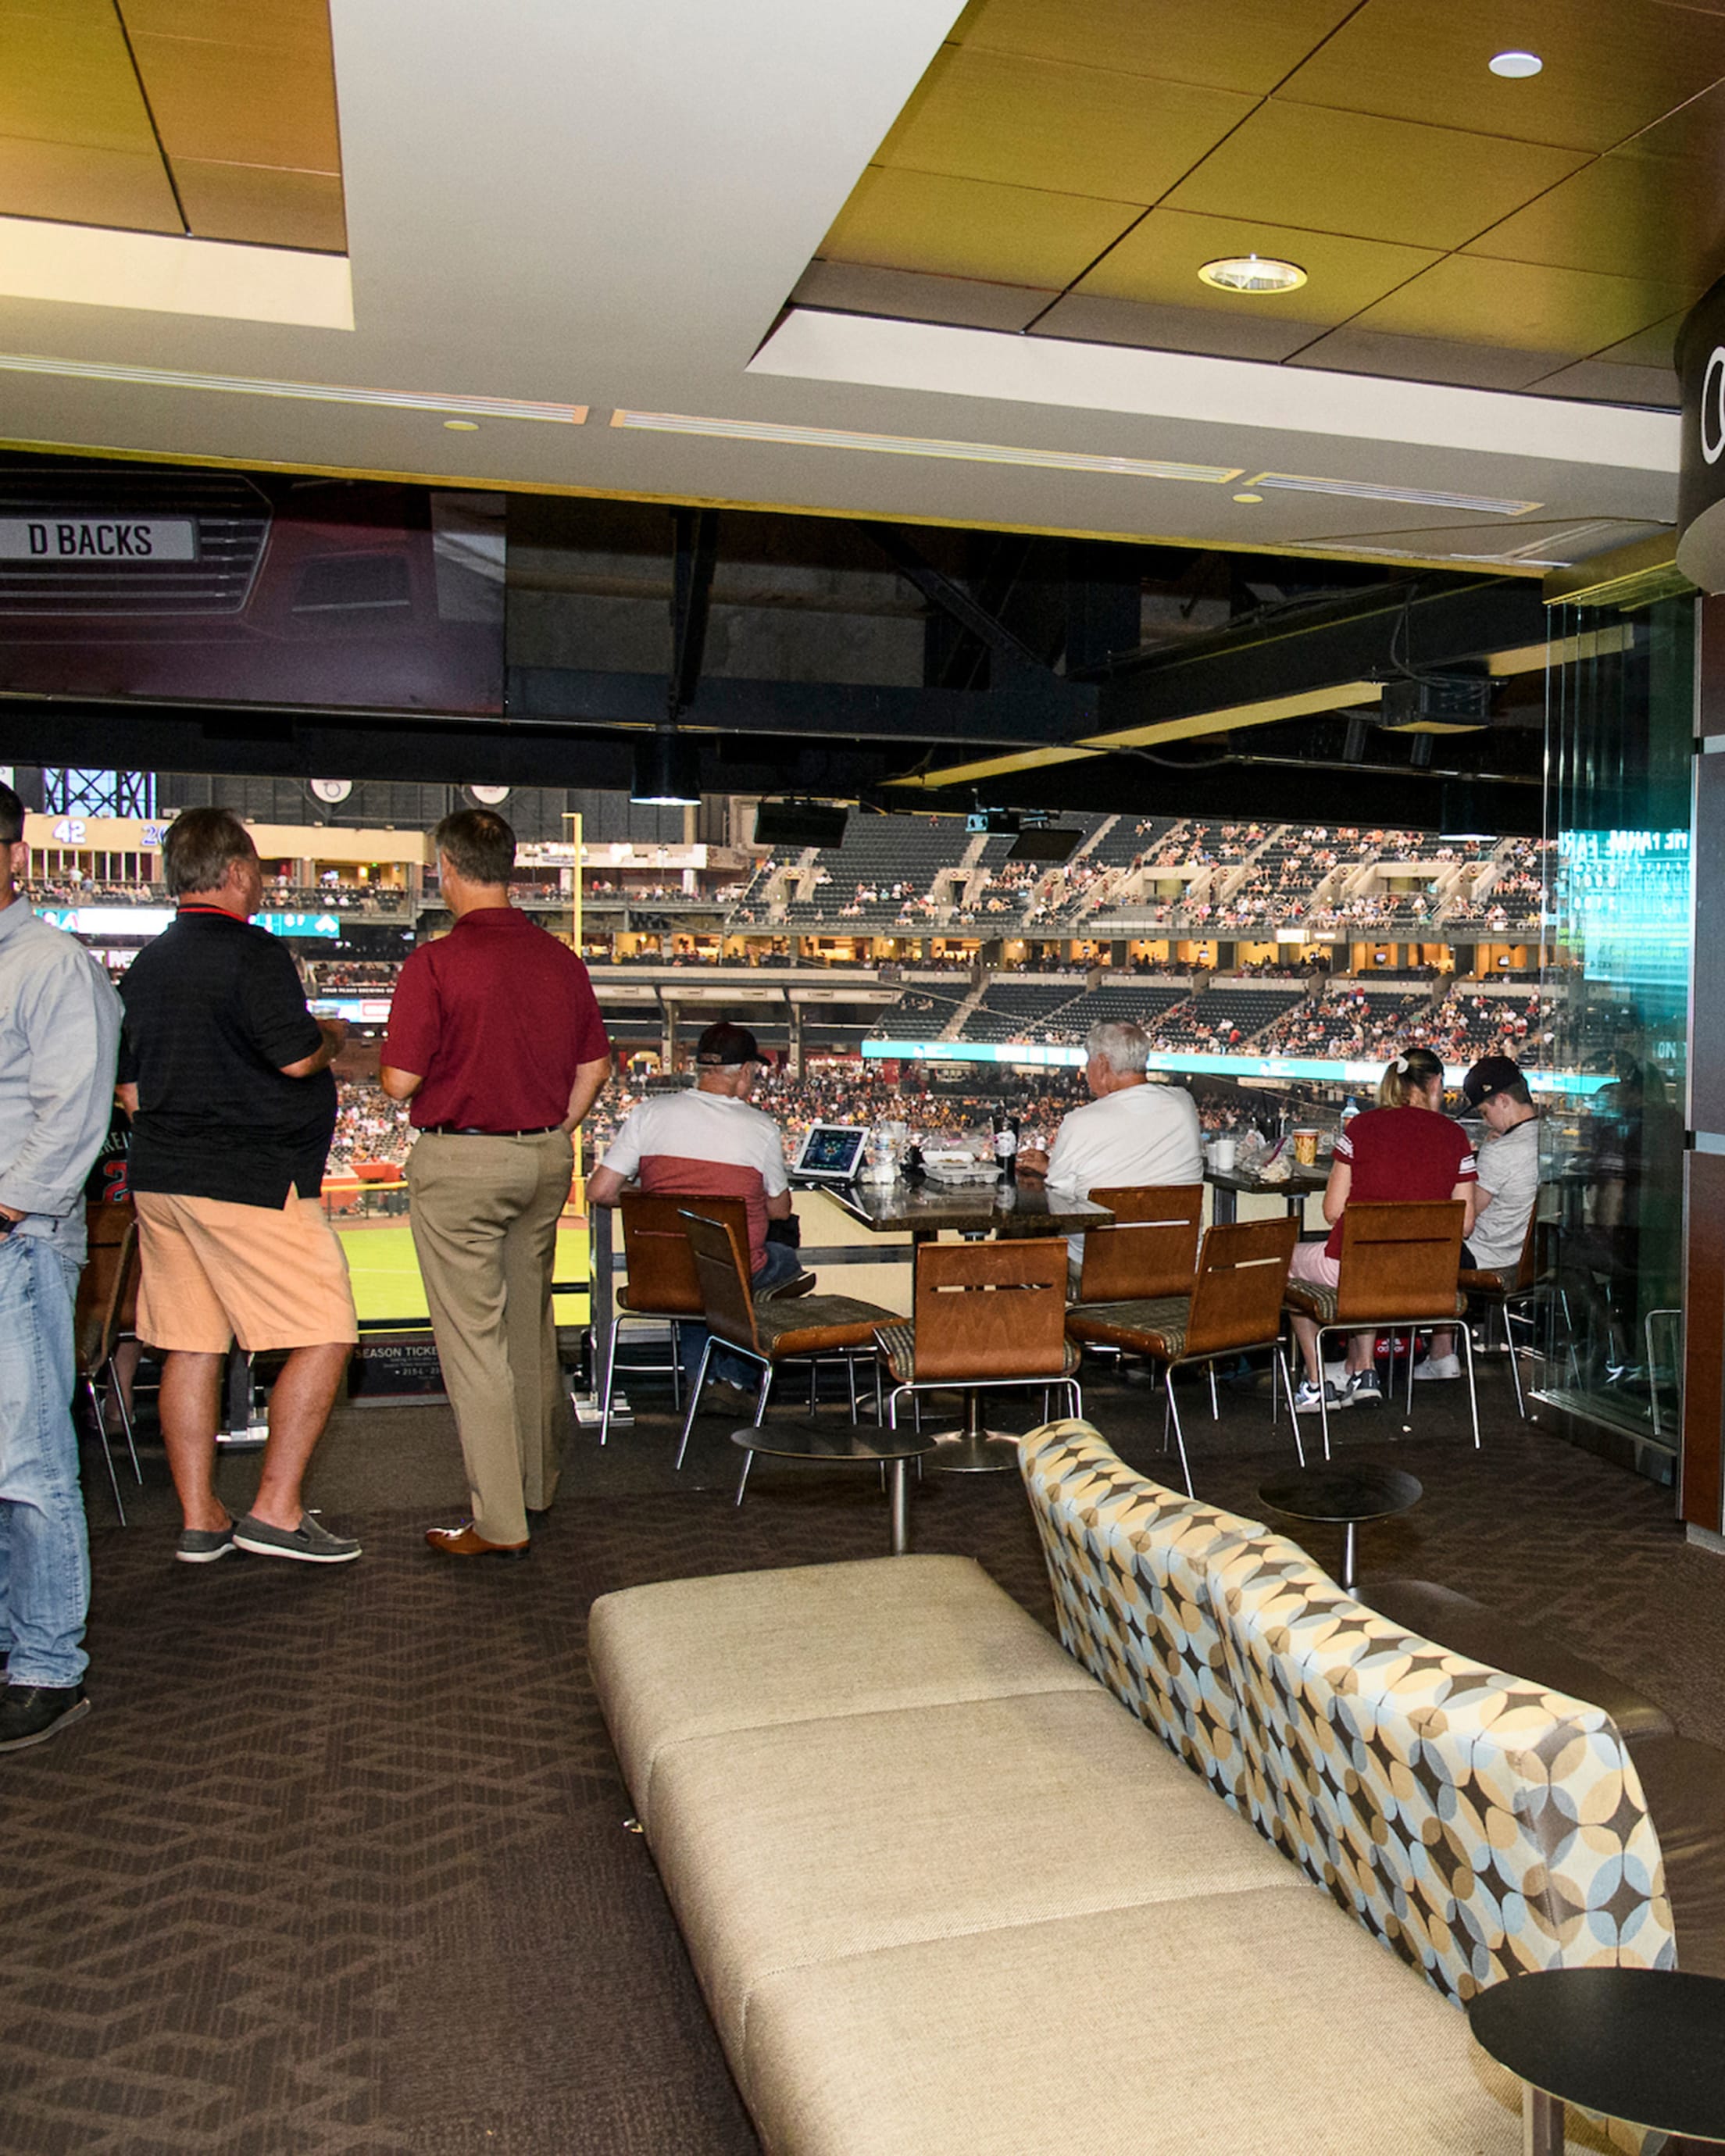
118, 808, 362, 1565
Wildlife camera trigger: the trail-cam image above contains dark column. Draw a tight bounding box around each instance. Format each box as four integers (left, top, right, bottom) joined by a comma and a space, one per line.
1684, 631, 1725, 1531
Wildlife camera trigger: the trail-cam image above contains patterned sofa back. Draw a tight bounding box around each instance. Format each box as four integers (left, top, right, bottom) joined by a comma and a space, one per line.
1018, 1421, 1263, 1812
1020, 1421, 1676, 2008
1209, 1533, 1675, 2003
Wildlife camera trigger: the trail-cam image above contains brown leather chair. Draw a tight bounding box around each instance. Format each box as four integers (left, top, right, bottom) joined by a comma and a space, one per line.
876, 1237, 1080, 1472
597, 1191, 752, 1444
75, 1200, 142, 1523
1066, 1215, 1300, 1496
674, 1209, 898, 1479
1282, 1200, 1474, 1459
1458, 1204, 1541, 1420
1073, 1183, 1202, 1305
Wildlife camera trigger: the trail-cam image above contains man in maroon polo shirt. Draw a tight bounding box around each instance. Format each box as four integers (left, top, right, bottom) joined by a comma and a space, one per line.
381, 809, 610, 1558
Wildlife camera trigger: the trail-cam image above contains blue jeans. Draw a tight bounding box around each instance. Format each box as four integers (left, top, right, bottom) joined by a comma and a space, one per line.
0, 1233, 89, 1689
683, 1238, 805, 1391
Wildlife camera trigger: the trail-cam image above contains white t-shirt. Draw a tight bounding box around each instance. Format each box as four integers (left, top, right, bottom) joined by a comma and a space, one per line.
1466, 1113, 1540, 1274
1045, 1081, 1204, 1265
600, 1090, 789, 1276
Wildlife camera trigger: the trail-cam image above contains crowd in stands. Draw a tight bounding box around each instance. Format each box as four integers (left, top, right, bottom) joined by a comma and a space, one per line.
1409, 991, 1550, 1059
328, 1077, 416, 1171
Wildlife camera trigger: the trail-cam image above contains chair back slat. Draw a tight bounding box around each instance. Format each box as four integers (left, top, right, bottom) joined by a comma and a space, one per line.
76, 1201, 138, 1376
678, 1209, 762, 1354
912, 1237, 1070, 1382
1077, 1184, 1202, 1303
1333, 1201, 1464, 1323
619, 1190, 750, 1316
1183, 1215, 1298, 1360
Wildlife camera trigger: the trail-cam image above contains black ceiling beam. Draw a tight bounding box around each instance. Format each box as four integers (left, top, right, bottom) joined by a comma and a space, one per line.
507, 665, 1097, 746
668, 506, 719, 719
852, 520, 1062, 680
1091, 576, 1546, 736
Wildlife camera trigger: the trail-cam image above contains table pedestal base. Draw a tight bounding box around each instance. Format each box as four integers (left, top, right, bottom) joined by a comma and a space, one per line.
923, 1391, 1022, 1475
1523, 2087, 1562, 2156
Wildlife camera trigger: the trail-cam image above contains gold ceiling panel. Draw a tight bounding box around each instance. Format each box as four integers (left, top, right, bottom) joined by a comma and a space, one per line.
1351, 254, 1695, 355
171, 162, 345, 253
1078, 208, 1440, 325
0, 1, 159, 155
118, 0, 332, 54
127, 28, 341, 174
0, 134, 180, 231
1277, 0, 1725, 155
822, 166, 1142, 288
950, 0, 1360, 97
1595, 309, 1688, 367
1466, 152, 1725, 287
1166, 102, 1588, 251
877, 45, 1252, 205
1288, 327, 1571, 391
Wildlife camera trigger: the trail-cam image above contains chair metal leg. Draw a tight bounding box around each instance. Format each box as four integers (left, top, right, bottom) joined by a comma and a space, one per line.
1459, 1321, 1482, 1451
734, 1446, 754, 1506
85, 1375, 126, 1525
1277, 1350, 1305, 1467
1315, 1326, 1334, 1463
1162, 1368, 1193, 1497
598, 1313, 623, 1447
809, 1358, 818, 1414
1405, 1329, 1416, 1415
669, 1321, 682, 1414
105, 1355, 142, 1482
1208, 1364, 1220, 1422
753, 1363, 773, 1427
1502, 1302, 1527, 1421
873, 1361, 884, 1422
674, 1336, 716, 1470
846, 1353, 859, 1423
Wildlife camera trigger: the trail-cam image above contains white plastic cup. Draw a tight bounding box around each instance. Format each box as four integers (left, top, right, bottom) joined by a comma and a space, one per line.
1212, 1137, 1236, 1172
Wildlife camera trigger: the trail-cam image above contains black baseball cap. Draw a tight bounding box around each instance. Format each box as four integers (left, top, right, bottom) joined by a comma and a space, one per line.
1462, 1054, 1524, 1108
695, 1021, 769, 1067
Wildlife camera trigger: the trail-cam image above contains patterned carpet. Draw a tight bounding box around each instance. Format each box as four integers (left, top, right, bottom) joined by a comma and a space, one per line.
2, 1359, 1720, 2154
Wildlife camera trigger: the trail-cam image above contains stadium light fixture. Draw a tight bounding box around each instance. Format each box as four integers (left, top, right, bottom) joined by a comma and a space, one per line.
630, 726, 701, 807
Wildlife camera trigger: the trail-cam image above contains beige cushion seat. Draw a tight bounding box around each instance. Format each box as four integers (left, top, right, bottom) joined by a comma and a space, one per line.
740, 1888, 1551, 2156
589, 1555, 1094, 1830
647, 1685, 1301, 2058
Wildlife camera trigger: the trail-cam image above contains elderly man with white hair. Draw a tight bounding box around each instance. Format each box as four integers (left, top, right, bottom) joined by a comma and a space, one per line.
1018, 1019, 1204, 1273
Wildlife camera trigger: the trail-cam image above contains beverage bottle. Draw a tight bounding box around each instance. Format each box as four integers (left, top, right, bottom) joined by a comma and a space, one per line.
1341, 1096, 1359, 1132
992, 1107, 1019, 1183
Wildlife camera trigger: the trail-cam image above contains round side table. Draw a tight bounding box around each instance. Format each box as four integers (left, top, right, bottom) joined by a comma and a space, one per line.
1467, 1967, 1725, 2152
729, 1422, 938, 1554
1257, 1463, 1423, 1590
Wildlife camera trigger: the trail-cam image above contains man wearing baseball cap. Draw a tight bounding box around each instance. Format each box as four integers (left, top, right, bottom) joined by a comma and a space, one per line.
1420, 1053, 1541, 1382
588, 1024, 806, 1380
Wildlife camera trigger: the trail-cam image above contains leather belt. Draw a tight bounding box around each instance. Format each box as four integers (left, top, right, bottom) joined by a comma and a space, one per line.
421, 1124, 562, 1137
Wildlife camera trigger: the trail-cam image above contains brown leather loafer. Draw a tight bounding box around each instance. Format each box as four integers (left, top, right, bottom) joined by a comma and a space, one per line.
424, 1523, 530, 1559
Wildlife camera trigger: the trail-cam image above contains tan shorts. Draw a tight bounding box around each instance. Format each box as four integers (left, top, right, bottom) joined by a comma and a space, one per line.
134, 1192, 359, 1355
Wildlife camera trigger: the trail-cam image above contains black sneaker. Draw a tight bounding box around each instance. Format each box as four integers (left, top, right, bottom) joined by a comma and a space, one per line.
0, 1683, 91, 1753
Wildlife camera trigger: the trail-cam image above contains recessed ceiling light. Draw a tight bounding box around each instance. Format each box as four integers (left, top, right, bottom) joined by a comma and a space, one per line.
1233, 491, 1263, 503
1198, 254, 1307, 295
1488, 50, 1542, 77
443, 419, 479, 430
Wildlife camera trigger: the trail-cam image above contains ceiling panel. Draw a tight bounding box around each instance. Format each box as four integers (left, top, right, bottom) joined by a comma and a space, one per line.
1286, 326, 1566, 391
0, 134, 180, 232
171, 162, 345, 252
1526, 358, 1679, 405
0, 2, 160, 154
1030, 290, 1317, 361
1165, 104, 1588, 250
128, 30, 341, 172
118, 0, 333, 55
949, 0, 1359, 95
821, 166, 1142, 287
1466, 152, 1725, 288
1595, 309, 1688, 366
792, 259, 1053, 331
877, 45, 1252, 203
1277, 0, 1725, 153
1350, 254, 1695, 355
1078, 208, 1440, 326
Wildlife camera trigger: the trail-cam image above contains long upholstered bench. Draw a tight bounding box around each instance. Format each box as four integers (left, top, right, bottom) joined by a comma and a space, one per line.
588, 1422, 1690, 2154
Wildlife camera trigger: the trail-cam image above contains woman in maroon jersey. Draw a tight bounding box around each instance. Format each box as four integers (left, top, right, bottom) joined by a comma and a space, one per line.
1288, 1046, 1477, 1415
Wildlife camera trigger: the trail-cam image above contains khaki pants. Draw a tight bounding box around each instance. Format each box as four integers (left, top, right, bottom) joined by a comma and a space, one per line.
407, 1129, 574, 1544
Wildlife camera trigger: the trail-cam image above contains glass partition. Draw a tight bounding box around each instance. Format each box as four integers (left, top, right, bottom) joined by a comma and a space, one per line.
1535, 594, 1695, 1466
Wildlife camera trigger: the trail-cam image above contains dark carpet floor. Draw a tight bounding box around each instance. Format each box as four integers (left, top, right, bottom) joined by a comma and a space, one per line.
2, 1357, 1721, 2154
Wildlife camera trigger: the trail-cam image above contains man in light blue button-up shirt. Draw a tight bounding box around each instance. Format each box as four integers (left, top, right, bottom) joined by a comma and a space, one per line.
0, 781, 121, 1755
